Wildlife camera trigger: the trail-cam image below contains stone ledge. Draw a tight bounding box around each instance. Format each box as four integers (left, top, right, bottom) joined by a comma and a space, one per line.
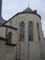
0, 37, 8, 41
5, 42, 16, 46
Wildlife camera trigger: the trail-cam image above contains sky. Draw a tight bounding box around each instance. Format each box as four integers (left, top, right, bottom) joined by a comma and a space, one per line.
2, 0, 45, 37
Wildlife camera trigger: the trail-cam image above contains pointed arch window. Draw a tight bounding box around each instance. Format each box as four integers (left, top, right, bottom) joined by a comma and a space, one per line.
37, 23, 40, 41
28, 21, 33, 41
7, 32, 12, 43
19, 21, 25, 41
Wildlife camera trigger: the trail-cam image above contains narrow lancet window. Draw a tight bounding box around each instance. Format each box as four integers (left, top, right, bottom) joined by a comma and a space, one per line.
19, 21, 25, 41
37, 23, 40, 41
7, 32, 12, 43
28, 21, 33, 41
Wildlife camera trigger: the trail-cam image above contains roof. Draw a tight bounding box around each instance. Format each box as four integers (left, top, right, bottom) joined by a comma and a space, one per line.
2, 7, 41, 25
23, 7, 33, 12
0, 24, 17, 30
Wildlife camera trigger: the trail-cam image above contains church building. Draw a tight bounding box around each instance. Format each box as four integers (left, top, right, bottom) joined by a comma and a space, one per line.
0, 0, 45, 60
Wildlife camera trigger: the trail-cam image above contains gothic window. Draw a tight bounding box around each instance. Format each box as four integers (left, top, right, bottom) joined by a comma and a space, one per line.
7, 32, 12, 43
19, 21, 25, 41
28, 21, 33, 41
37, 23, 40, 41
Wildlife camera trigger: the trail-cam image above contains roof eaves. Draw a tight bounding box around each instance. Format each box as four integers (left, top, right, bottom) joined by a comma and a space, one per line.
2, 11, 41, 25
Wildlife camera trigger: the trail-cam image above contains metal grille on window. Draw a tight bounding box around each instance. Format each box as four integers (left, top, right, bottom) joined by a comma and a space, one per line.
7, 32, 12, 43
19, 21, 25, 41
28, 21, 33, 41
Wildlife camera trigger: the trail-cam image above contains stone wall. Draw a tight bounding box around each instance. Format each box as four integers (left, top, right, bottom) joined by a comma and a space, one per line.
0, 25, 18, 60
0, 40, 16, 60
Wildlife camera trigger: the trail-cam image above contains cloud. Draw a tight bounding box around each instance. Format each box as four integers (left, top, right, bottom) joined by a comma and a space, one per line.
2, 0, 42, 19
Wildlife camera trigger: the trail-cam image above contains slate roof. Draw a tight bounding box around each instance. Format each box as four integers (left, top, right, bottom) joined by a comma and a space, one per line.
23, 7, 33, 12
2, 7, 41, 25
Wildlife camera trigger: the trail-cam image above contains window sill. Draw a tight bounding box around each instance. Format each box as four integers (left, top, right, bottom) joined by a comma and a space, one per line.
5, 42, 16, 46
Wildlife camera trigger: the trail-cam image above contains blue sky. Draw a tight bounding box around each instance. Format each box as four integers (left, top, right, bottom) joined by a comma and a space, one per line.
2, 0, 45, 37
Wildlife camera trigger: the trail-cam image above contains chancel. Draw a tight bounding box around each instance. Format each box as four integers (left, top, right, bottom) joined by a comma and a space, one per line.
0, 1, 45, 60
